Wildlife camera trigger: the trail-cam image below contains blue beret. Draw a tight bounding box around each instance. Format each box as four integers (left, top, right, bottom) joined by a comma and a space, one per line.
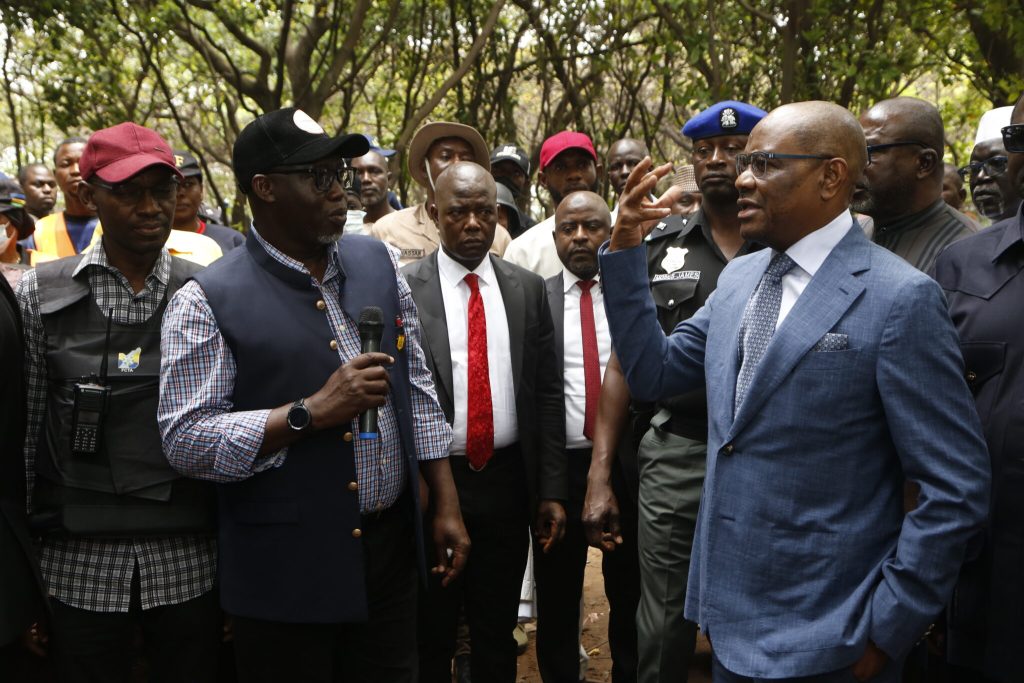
682, 101, 768, 140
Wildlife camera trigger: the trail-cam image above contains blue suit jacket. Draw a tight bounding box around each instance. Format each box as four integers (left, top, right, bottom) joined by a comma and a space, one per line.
599, 224, 990, 678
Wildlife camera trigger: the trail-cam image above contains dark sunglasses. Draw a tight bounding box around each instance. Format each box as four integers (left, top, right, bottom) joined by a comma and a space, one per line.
1002, 124, 1024, 153
865, 140, 933, 166
957, 156, 1008, 181
735, 152, 832, 177
266, 165, 356, 193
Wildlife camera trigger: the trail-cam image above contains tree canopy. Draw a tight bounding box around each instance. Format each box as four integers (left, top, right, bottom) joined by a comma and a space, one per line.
0, 0, 1019, 221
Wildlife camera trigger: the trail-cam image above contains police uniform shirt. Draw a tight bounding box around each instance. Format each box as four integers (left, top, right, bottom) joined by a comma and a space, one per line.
643, 208, 760, 439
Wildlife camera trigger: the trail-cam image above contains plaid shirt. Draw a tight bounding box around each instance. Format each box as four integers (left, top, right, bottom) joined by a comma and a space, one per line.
16, 245, 217, 612
158, 229, 451, 513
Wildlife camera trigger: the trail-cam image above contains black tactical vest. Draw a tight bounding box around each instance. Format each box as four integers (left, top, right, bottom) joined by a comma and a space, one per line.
31, 255, 216, 537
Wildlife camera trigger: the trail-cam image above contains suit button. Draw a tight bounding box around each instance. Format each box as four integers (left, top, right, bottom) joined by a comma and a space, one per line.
316, 299, 326, 311
348, 481, 358, 491
343, 432, 353, 442
722, 443, 734, 455
668, 298, 675, 306
352, 528, 362, 538
965, 370, 977, 383
329, 340, 338, 350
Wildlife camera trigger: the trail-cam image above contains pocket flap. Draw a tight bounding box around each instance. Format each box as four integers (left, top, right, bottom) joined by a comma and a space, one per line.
960, 340, 1005, 388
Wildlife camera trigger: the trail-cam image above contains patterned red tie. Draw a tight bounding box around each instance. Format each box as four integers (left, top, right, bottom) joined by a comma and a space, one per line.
578, 280, 600, 441
464, 274, 494, 469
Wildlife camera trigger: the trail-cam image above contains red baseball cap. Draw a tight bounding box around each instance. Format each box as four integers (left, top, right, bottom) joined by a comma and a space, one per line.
539, 131, 597, 171
80, 122, 183, 184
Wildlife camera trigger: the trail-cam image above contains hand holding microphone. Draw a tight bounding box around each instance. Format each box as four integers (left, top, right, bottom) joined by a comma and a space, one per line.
304, 307, 391, 431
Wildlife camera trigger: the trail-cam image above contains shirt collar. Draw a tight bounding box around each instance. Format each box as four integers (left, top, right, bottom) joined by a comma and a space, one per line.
562, 266, 600, 293
874, 199, 945, 235
72, 238, 171, 286
250, 223, 341, 282
783, 209, 854, 277
437, 248, 496, 290
992, 205, 1024, 262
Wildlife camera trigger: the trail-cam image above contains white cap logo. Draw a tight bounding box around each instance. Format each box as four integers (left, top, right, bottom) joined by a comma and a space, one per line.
293, 109, 325, 134
720, 108, 738, 129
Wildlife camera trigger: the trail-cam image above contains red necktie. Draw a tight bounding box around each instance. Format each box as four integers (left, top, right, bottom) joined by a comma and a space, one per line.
578, 280, 600, 441
464, 274, 494, 470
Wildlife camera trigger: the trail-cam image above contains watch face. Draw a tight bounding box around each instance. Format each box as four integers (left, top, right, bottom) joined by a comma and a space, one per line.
288, 403, 311, 430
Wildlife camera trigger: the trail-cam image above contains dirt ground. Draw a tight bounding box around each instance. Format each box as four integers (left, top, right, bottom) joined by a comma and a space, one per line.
516, 547, 712, 683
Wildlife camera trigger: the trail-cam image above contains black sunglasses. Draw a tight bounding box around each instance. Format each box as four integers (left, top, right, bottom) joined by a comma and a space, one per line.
1002, 124, 1024, 153
957, 156, 1008, 181
89, 177, 180, 204
265, 164, 356, 193
735, 152, 833, 177
865, 141, 933, 166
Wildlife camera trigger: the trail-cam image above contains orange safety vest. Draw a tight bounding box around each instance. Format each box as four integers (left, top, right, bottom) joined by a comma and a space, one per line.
31, 212, 93, 262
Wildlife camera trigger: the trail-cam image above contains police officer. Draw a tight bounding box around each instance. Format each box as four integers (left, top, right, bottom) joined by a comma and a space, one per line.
16, 122, 220, 682
583, 100, 765, 683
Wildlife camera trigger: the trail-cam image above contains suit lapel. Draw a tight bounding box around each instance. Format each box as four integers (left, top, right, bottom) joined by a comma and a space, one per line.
547, 273, 565, 376
407, 254, 455, 414
493, 256, 525, 397
726, 226, 870, 440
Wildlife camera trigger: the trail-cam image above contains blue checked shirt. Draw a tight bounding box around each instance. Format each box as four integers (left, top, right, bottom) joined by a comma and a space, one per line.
16, 245, 217, 612
158, 228, 451, 513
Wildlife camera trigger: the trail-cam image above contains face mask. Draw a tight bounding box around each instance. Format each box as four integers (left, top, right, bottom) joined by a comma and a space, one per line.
346, 209, 366, 230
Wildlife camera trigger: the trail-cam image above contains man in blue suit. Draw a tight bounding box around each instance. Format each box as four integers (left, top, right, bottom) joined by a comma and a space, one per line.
599, 100, 990, 682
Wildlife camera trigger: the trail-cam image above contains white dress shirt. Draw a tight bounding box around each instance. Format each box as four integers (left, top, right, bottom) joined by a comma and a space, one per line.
502, 215, 562, 278
562, 268, 611, 449
437, 249, 518, 454
776, 210, 854, 328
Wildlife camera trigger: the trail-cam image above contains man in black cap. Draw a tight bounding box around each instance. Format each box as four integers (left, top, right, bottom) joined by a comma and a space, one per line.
160, 107, 469, 683
490, 143, 535, 229
172, 150, 245, 253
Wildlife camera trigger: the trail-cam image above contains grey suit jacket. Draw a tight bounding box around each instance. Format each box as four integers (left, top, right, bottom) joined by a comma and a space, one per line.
403, 252, 566, 508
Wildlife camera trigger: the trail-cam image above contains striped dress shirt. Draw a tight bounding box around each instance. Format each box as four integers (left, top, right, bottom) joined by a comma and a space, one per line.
867, 199, 976, 273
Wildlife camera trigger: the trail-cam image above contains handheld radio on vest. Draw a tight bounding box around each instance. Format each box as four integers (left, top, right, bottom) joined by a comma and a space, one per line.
358, 306, 384, 440
70, 308, 113, 455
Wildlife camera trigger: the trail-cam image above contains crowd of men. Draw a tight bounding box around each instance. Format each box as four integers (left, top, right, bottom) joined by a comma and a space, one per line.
0, 90, 1020, 683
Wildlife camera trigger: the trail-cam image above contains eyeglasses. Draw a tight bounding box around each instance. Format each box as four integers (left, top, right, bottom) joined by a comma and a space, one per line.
865, 140, 932, 166
735, 152, 833, 178
1002, 124, 1024, 153
266, 164, 356, 193
957, 156, 1008, 181
89, 177, 180, 204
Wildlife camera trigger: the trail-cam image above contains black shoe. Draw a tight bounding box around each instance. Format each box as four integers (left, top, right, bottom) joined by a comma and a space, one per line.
454, 653, 471, 683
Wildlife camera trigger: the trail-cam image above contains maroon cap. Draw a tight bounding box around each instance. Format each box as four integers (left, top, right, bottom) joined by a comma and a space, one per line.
539, 131, 598, 171
80, 122, 183, 184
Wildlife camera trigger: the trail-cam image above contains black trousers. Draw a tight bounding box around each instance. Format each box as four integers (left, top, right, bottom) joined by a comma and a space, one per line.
232, 501, 418, 683
534, 448, 640, 683
418, 445, 531, 683
49, 579, 221, 683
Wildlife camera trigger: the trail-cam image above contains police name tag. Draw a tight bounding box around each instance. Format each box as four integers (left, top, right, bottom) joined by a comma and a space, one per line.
401, 248, 426, 260
653, 271, 700, 282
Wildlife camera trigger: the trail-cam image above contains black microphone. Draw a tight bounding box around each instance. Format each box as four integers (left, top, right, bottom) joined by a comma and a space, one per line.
358, 306, 385, 440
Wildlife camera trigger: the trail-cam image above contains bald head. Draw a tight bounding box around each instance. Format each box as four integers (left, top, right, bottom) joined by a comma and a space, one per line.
853, 96, 945, 220
553, 190, 611, 279
607, 138, 650, 196
431, 162, 497, 270
861, 97, 945, 152
736, 101, 862, 251
760, 100, 867, 187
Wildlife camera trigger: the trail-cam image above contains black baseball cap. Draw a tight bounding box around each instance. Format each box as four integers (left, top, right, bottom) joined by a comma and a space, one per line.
490, 144, 530, 176
232, 107, 369, 193
173, 150, 202, 179
0, 179, 34, 239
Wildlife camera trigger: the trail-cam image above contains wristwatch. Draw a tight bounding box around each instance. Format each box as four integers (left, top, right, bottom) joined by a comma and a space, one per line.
287, 398, 313, 432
